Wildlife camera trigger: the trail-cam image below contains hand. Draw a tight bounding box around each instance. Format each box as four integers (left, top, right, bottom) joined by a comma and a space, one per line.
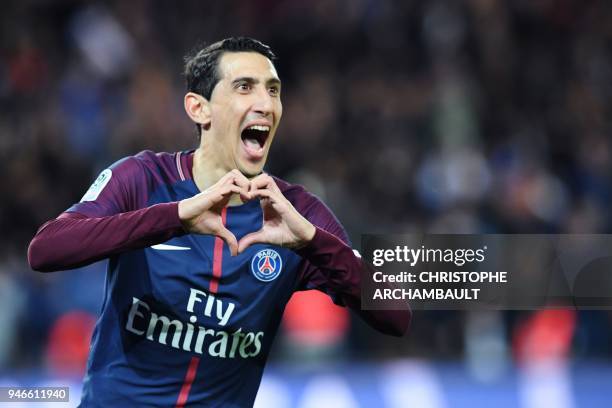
238, 174, 316, 253
178, 170, 251, 255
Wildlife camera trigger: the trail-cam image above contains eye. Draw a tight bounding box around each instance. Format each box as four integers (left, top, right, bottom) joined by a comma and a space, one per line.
268, 86, 280, 97
236, 82, 251, 92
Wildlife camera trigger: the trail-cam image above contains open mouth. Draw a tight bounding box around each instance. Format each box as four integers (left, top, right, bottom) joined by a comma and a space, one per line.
241, 125, 270, 156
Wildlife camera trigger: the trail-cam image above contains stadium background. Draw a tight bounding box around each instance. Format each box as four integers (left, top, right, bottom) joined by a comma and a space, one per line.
1, 0, 611, 406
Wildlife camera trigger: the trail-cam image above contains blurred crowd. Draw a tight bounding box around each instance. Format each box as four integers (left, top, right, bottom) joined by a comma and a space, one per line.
1, 0, 612, 376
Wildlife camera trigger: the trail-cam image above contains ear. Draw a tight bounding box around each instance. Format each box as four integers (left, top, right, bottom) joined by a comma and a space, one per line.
184, 92, 211, 130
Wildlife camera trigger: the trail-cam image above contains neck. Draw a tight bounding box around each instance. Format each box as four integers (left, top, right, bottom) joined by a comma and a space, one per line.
192, 144, 245, 206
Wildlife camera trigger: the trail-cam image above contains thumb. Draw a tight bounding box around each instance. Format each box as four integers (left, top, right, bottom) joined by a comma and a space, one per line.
238, 230, 267, 253
216, 227, 238, 256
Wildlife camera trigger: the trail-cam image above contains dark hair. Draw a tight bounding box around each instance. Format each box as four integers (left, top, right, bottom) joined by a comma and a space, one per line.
184, 37, 277, 135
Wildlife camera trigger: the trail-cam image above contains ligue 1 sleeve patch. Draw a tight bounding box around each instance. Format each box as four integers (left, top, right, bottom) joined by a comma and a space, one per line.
251, 249, 283, 282
80, 169, 112, 202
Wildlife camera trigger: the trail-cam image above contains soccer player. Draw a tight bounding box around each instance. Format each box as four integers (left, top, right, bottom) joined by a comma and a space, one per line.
28, 37, 410, 407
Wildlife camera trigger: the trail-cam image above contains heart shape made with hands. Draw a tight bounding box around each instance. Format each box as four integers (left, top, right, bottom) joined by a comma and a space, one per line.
179, 172, 316, 257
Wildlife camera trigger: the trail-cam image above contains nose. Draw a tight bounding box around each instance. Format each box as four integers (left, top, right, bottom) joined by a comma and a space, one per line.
252, 87, 274, 116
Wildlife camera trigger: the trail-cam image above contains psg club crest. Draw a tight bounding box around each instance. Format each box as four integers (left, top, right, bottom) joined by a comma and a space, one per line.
251, 249, 283, 282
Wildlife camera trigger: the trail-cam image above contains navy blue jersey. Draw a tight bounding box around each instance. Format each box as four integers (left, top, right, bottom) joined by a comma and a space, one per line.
65, 150, 353, 407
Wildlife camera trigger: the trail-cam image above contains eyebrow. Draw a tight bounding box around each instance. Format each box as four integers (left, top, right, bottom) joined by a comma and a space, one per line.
231, 76, 282, 87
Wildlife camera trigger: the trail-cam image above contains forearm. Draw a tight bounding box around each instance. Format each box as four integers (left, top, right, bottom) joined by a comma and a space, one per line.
297, 227, 411, 337
28, 202, 185, 272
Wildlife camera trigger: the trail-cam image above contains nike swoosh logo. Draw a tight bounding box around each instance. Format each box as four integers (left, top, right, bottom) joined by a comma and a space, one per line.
151, 244, 191, 251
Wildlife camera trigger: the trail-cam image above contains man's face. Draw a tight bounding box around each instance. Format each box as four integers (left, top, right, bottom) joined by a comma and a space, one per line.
205, 51, 282, 177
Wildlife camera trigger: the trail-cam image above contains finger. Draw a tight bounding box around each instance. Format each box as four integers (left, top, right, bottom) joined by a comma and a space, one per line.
249, 189, 274, 200
236, 190, 251, 203
268, 177, 282, 194
249, 173, 275, 191
204, 180, 240, 198
216, 227, 238, 256
217, 170, 238, 186
261, 173, 281, 193
208, 185, 242, 206
220, 184, 243, 196
229, 169, 251, 189
250, 188, 286, 206
228, 170, 252, 201
232, 182, 252, 203
226, 184, 252, 203
238, 230, 267, 253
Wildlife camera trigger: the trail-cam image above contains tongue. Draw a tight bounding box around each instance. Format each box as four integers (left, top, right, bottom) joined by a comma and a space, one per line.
243, 137, 261, 150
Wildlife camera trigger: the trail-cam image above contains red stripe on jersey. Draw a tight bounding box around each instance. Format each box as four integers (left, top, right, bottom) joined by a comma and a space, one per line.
175, 356, 200, 408
174, 207, 225, 406
209, 207, 227, 294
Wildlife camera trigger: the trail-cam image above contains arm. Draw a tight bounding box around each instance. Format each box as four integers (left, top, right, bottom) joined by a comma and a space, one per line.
28, 152, 251, 272
28, 203, 184, 272
27, 153, 184, 272
296, 228, 411, 337
237, 174, 411, 337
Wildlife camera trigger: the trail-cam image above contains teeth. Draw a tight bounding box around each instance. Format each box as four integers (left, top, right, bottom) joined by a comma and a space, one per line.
246, 125, 270, 132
